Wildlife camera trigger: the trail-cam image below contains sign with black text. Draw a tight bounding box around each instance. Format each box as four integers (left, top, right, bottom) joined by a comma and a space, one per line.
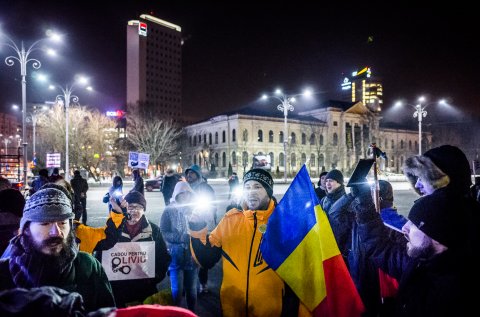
101, 241, 156, 281
46, 153, 61, 168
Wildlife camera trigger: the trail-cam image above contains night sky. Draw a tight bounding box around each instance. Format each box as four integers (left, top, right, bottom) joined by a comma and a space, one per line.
0, 2, 478, 126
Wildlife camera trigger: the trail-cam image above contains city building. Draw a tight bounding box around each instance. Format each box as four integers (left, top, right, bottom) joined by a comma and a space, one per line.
182, 100, 429, 178
126, 14, 182, 121
341, 66, 383, 113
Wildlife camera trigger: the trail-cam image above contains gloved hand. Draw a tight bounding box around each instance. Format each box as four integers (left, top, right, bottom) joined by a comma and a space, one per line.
350, 183, 377, 223
349, 180, 371, 199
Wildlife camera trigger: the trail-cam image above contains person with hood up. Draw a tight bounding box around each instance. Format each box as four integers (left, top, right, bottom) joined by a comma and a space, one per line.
351, 177, 475, 316
130, 169, 145, 195
103, 175, 124, 212
160, 181, 199, 312
402, 144, 480, 264
184, 164, 216, 294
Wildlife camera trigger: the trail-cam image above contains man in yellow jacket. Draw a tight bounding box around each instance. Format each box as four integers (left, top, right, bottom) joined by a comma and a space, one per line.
189, 168, 301, 317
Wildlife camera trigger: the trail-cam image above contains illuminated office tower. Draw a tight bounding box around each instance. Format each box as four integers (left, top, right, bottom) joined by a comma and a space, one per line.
126, 14, 182, 120
340, 66, 383, 112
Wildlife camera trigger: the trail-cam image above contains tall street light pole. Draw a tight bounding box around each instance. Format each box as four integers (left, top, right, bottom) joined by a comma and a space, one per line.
2, 32, 58, 184
277, 95, 294, 183
262, 88, 312, 183
55, 85, 79, 181
51, 78, 91, 181
3, 39, 42, 184
413, 99, 427, 155
394, 97, 447, 155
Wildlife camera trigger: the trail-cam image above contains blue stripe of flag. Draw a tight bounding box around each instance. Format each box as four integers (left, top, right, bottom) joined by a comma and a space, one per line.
260, 165, 320, 270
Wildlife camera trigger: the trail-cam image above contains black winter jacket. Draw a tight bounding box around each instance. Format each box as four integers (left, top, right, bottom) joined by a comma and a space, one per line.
355, 200, 474, 317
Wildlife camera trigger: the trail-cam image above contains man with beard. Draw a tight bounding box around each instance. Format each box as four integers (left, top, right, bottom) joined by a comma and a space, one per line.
188, 169, 301, 317
0, 187, 115, 312
352, 183, 475, 316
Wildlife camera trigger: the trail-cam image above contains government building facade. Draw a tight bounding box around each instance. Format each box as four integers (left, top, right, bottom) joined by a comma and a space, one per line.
183, 100, 430, 178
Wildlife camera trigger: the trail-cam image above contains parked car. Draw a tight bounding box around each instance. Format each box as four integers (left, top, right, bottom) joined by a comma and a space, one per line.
145, 175, 163, 192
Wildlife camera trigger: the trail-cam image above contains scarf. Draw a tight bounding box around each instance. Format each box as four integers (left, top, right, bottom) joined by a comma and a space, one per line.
8, 234, 78, 288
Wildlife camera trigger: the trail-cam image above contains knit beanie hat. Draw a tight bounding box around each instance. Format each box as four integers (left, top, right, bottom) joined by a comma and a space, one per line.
0, 188, 26, 218
424, 145, 472, 194
20, 188, 74, 232
124, 190, 147, 210
325, 169, 344, 185
243, 168, 274, 197
408, 188, 462, 248
171, 181, 194, 203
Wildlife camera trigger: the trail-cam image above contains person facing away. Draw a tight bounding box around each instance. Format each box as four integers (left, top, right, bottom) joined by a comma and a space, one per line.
30, 168, 49, 195
130, 169, 144, 195
188, 168, 302, 317
320, 169, 346, 213
314, 171, 328, 201
160, 181, 199, 312
227, 172, 240, 199
162, 168, 180, 206
70, 170, 89, 225
94, 190, 171, 308
48, 167, 63, 183
0, 189, 25, 255
185, 164, 217, 294
351, 178, 476, 316
0, 187, 115, 312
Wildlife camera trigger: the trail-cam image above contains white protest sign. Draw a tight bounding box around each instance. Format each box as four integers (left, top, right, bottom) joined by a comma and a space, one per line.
46, 153, 61, 168
128, 151, 150, 170
101, 241, 156, 281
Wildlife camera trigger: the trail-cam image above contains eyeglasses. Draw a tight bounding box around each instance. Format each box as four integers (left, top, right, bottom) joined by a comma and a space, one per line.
127, 204, 144, 212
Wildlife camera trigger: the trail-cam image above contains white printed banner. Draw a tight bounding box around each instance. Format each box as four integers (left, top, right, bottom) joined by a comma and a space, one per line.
101, 241, 156, 281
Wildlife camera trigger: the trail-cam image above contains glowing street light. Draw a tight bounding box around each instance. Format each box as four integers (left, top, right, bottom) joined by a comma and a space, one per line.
394, 96, 447, 155
261, 88, 313, 182
1, 30, 60, 183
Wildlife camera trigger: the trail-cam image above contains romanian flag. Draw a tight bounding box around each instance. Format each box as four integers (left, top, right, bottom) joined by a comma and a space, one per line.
260, 165, 364, 317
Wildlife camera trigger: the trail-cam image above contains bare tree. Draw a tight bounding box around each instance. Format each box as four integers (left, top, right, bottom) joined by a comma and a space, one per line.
36, 103, 117, 180
126, 107, 183, 171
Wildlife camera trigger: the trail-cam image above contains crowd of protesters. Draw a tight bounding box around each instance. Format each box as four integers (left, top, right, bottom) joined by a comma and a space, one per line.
0, 144, 479, 317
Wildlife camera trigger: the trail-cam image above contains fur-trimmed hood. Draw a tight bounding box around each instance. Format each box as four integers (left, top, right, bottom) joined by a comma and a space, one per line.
403, 155, 450, 195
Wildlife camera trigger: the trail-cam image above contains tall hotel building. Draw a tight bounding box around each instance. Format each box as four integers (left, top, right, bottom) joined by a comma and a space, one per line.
340, 66, 383, 112
126, 14, 182, 120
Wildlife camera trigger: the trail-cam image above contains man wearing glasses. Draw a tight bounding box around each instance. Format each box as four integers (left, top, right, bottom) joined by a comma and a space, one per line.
93, 191, 171, 307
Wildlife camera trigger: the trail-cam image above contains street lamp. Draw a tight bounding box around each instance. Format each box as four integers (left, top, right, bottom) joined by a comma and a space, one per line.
12, 103, 50, 164
262, 88, 313, 183
51, 77, 90, 180
394, 96, 447, 155
27, 104, 50, 160
1, 31, 59, 184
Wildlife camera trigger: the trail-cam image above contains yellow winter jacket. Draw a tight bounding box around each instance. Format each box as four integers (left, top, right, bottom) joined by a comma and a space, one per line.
192, 199, 289, 317
75, 211, 125, 253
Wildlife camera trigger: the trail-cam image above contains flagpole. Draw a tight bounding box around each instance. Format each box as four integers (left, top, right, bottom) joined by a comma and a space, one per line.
369, 143, 381, 213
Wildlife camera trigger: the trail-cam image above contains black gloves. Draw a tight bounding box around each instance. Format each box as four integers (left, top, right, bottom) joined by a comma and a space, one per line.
350, 183, 377, 223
